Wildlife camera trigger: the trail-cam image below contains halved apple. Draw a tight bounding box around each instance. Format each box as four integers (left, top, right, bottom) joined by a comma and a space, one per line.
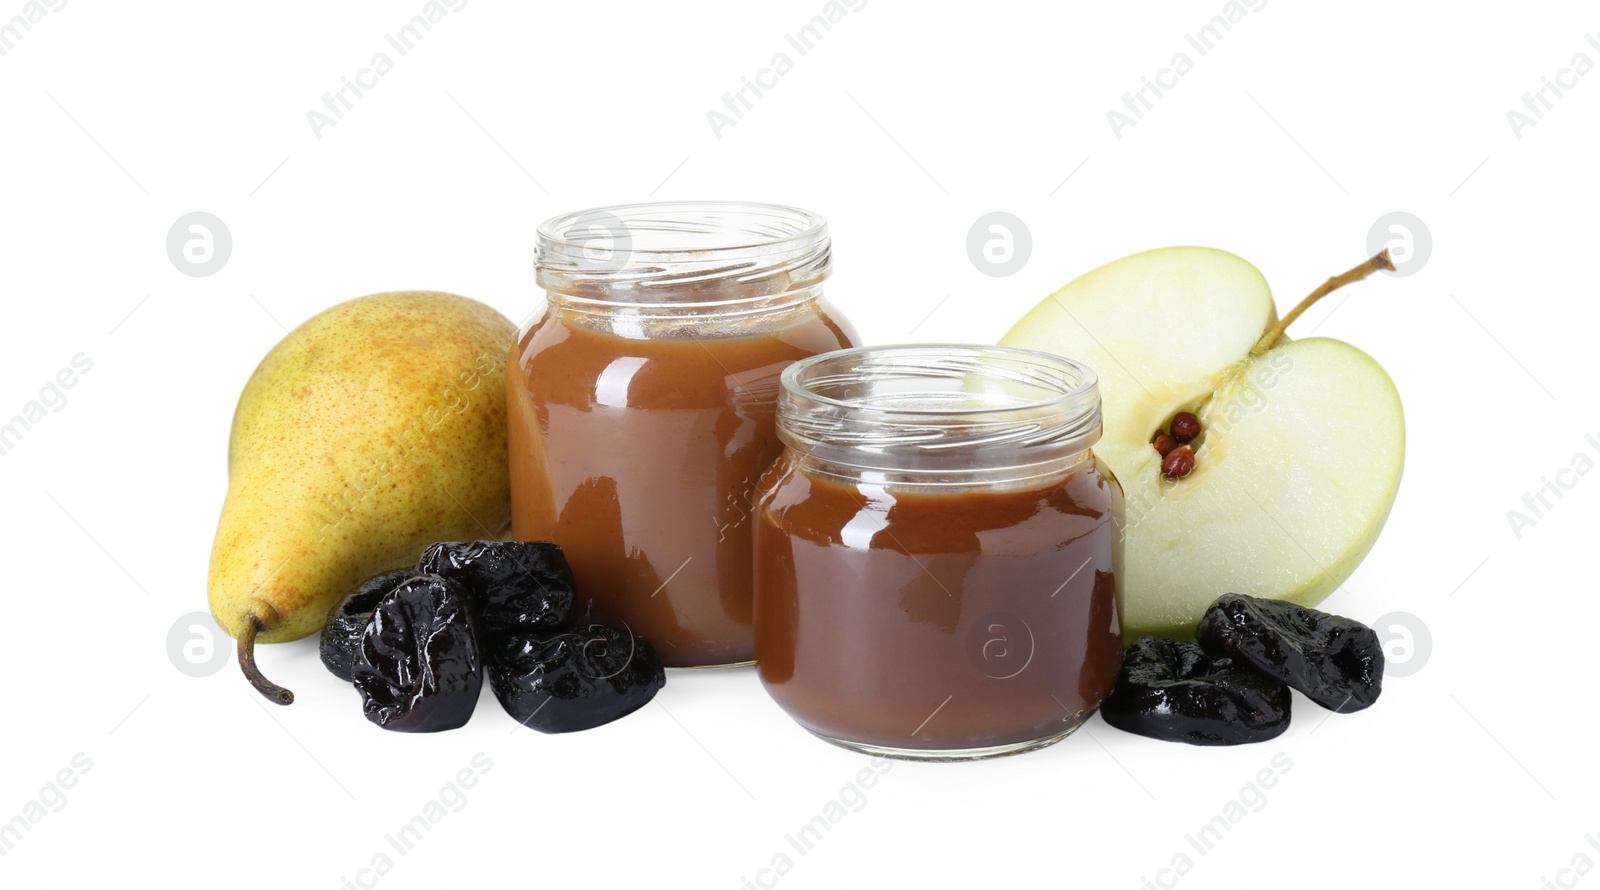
1001, 247, 1404, 639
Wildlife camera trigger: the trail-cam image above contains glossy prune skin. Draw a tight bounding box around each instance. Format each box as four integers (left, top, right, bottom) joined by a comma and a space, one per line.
419, 541, 576, 636
320, 569, 415, 682
1101, 637, 1291, 746
1196, 593, 1384, 713
489, 624, 664, 734
353, 575, 481, 733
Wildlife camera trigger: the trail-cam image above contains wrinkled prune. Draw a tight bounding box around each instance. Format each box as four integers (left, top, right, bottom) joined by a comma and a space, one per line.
1101, 637, 1291, 746
353, 575, 482, 732
489, 624, 665, 734
419, 541, 576, 635
1196, 593, 1383, 713
319, 568, 415, 682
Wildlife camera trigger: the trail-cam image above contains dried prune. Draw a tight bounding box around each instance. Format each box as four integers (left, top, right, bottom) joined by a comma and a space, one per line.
319, 568, 415, 682
1196, 593, 1383, 713
353, 575, 482, 732
419, 541, 576, 635
489, 624, 664, 733
1101, 637, 1290, 746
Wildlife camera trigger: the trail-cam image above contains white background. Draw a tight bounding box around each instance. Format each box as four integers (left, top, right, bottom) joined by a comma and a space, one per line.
1, 2, 1595, 887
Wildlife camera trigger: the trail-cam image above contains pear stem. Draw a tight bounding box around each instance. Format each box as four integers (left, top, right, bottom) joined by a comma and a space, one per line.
239, 615, 295, 705
1248, 249, 1396, 357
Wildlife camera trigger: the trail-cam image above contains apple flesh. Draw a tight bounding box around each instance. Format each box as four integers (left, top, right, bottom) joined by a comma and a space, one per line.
1000, 247, 1404, 639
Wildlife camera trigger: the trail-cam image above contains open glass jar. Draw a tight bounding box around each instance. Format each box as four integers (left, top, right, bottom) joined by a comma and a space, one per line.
509, 202, 858, 668
753, 345, 1124, 760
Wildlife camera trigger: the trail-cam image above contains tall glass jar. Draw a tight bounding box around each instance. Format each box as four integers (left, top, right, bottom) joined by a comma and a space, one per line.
753, 345, 1124, 760
510, 202, 858, 668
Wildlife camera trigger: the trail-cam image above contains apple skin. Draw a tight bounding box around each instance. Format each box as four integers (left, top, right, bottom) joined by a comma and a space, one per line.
1001, 248, 1404, 640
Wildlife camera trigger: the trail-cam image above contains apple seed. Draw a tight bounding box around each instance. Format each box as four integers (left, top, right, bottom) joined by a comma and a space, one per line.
1161, 445, 1196, 479
1152, 434, 1179, 457
1171, 412, 1201, 443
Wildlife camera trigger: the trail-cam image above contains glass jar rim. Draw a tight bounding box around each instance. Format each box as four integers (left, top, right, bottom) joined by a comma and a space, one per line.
782, 343, 1100, 417
537, 200, 827, 259
535, 201, 831, 307
777, 344, 1104, 477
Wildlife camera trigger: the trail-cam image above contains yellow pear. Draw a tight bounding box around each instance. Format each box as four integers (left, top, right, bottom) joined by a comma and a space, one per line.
208, 291, 514, 704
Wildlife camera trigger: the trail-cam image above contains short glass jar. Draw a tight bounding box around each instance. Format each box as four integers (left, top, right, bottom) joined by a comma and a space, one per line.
509, 202, 858, 668
753, 345, 1124, 760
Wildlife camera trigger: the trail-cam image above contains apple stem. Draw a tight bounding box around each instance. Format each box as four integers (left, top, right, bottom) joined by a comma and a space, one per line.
1248, 249, 1396, 357
239, 614, 295, 705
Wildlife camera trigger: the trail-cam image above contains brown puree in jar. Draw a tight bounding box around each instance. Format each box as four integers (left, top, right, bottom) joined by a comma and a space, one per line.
508, 307, 856, 667
754, 454, 1123, 751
